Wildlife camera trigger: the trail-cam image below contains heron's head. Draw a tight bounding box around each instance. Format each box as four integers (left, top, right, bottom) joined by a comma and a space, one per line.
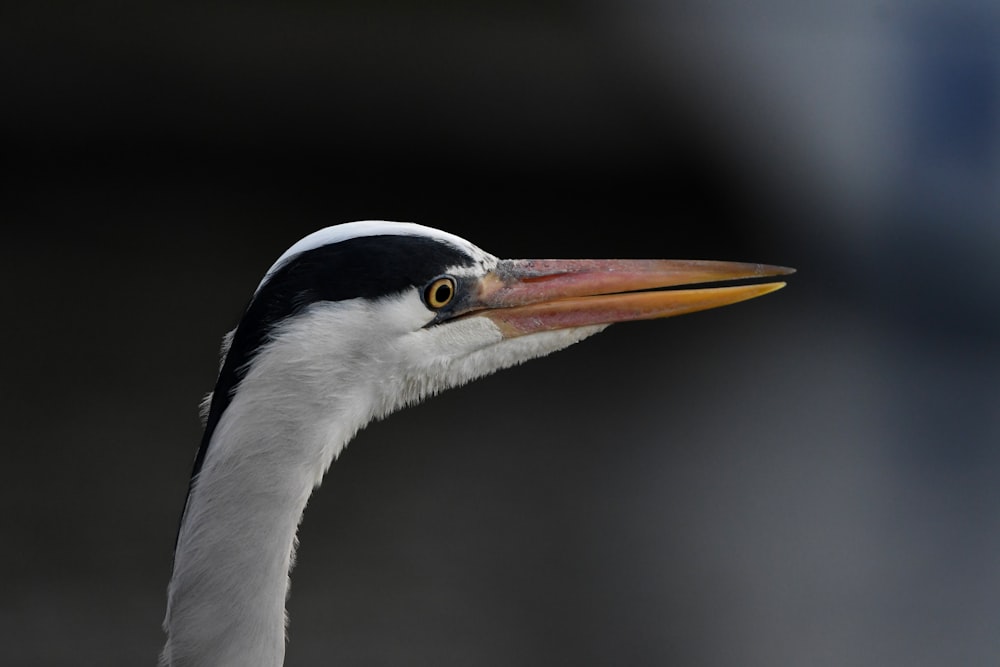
197, 221, 791, 475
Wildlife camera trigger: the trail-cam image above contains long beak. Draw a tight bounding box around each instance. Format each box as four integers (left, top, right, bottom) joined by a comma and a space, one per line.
469, 259, 794, 338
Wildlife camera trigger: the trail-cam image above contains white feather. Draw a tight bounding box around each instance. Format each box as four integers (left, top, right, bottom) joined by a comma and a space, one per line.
163, 285, 603, 667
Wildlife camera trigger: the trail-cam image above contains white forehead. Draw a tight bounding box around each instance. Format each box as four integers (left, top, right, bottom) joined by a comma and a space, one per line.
258, 220, 495, 292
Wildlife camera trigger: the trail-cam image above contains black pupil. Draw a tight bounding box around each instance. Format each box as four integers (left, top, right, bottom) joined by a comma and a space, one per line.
434, 282, 452, 304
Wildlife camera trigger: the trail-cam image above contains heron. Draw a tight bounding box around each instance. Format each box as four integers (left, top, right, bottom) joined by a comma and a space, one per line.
161, 220, 792, 666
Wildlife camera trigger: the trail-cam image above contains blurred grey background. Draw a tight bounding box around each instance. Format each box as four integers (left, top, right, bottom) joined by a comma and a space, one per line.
3, 1, 999, 665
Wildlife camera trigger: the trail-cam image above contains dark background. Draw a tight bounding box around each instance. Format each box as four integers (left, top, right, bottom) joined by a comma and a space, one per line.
3, 2, 999, 665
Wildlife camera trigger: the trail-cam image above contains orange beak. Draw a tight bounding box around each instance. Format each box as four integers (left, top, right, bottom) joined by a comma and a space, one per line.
467, 259, 794, 337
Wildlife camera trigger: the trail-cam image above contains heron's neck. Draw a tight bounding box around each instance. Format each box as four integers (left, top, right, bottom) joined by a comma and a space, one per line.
160, 300, 594, 666
162, 343, 371, 667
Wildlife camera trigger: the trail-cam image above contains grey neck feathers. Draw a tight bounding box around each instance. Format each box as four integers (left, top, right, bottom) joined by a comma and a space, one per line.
162, 307, 379, 667
161, 297, 600, 666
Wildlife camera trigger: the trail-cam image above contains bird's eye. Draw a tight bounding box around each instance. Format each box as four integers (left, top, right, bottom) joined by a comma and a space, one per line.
424, 276, 456, 309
